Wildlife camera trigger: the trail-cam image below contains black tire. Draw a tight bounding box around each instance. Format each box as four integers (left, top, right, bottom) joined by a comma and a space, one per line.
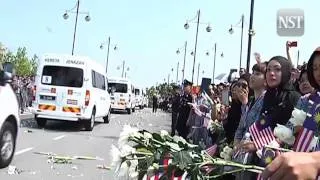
84, 110, 95, 131
0, 121, 17, 169
127, 108, 131, 114
132, 107, 135, 113
103, 108, 111, 124
35, 116, 47, 128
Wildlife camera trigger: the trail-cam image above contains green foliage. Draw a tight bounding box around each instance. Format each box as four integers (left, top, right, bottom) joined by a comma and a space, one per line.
146, 82, 179, 104
0, 44, 38, 76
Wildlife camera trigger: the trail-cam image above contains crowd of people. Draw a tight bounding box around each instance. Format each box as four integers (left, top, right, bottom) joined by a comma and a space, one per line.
166, 42, 320, 180
11, 76, 34, 114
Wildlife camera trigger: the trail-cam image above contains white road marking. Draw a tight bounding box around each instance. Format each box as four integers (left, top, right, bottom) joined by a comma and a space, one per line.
53, 135, 66, 141
15, 147, 34, 155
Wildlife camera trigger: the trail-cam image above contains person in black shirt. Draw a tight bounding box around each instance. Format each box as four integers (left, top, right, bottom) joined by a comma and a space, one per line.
176, 80, 193, 139
152, 94, 158, 113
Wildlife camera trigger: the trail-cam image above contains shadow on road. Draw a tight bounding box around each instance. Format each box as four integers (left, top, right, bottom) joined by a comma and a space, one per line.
20, 118, 107, 132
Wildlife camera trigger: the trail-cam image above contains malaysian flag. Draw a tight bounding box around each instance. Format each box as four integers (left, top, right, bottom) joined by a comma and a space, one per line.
143, 156, 189, 180
293, 115, 318, 152
293, 93, 320, 152
201, 91, 214, 106
248, 115, 276, 150
205, 144, 218, 157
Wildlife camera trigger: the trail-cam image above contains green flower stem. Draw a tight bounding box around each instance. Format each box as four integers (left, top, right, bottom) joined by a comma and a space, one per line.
203, 168, 244, 179
133, 152, 153, 156
199, 158, 264, 173
264, 145, 293, 152
151, 139, 181, 152
125, 156, 147, 160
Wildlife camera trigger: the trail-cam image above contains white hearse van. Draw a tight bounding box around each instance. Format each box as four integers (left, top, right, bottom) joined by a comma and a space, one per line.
32, 54, 111, 131
108, 77, 135, 114
0, 62, 20, 168
134, 87, 144, 109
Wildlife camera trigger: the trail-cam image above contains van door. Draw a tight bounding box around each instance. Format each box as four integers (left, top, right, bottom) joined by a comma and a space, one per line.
40, 65, 84, 114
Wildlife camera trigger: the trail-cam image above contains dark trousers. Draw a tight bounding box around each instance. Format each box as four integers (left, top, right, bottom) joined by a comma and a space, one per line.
171, 112, 178, 136
152, 104, 157, 113
16, 93, 24, 112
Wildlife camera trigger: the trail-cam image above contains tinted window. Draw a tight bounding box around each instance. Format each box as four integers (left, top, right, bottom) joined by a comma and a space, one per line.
41, 66, 83, 87
135, 89, 140, 95
108, 83, 128, 93
92, 71, 106, 90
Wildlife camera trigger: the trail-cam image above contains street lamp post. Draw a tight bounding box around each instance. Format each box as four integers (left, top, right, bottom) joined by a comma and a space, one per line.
176, 41, 188, 83
63, 0, 91, 55
100, 36, 118, 74
197, 63, 200, 86
176, 62, 179, 84
184, 9, 212, 84
124, 67, 129, 78
192, 10, 200, 84
246, 0, 255, 72
121, 61, 125, 78
213, 43, 217, 83
229, 14, 245, 72
117, 61, 129, 78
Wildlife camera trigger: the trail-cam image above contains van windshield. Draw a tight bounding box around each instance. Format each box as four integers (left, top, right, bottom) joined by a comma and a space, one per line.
108, 83, 128, 93
41, 66, 83, 88
135, 89, 140, 95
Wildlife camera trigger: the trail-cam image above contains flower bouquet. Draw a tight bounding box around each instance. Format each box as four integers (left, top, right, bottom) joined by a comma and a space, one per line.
111, 125, 264, 180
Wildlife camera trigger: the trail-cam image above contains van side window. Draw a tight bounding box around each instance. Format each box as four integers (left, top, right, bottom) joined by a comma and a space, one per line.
91, 70, 106, 90
92, 71, 96, 88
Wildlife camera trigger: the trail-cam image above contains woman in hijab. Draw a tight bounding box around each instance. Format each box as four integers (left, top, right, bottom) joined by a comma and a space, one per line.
261, 56, 301, 128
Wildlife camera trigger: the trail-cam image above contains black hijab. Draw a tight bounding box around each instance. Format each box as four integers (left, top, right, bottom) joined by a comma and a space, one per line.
307, 50, 320, 90
261, 56, 301, 128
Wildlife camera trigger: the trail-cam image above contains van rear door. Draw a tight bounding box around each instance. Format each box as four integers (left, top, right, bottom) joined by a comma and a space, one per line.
39, 65, 85, 114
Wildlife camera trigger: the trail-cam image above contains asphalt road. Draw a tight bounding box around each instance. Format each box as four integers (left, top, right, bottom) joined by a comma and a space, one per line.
0, 108, 171, 180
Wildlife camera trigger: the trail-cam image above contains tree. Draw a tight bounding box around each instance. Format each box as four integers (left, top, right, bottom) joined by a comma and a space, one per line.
0, 44, 39, 76
14, 47, 31, 76
30, 54, 39, 76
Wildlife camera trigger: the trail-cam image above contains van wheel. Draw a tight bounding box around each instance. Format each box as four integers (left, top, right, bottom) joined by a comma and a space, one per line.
84, 110, 95, 131
103, 109, 111, 124
35, 116, 47, 128
0, 121, 16, 168
132, 107, 135, 113
127, 108, 131, 114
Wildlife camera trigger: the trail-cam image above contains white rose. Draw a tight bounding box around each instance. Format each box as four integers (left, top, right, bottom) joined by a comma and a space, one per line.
268, 140, 280, 148
173, 135, 187, 144
273, 124, 295, 145
224, 155, 231, 161
220, 152, 226, 159
224, 146, 233, 155
290, 108, 307, 126
160, 130, 169, 138
143, 132, 153, 139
